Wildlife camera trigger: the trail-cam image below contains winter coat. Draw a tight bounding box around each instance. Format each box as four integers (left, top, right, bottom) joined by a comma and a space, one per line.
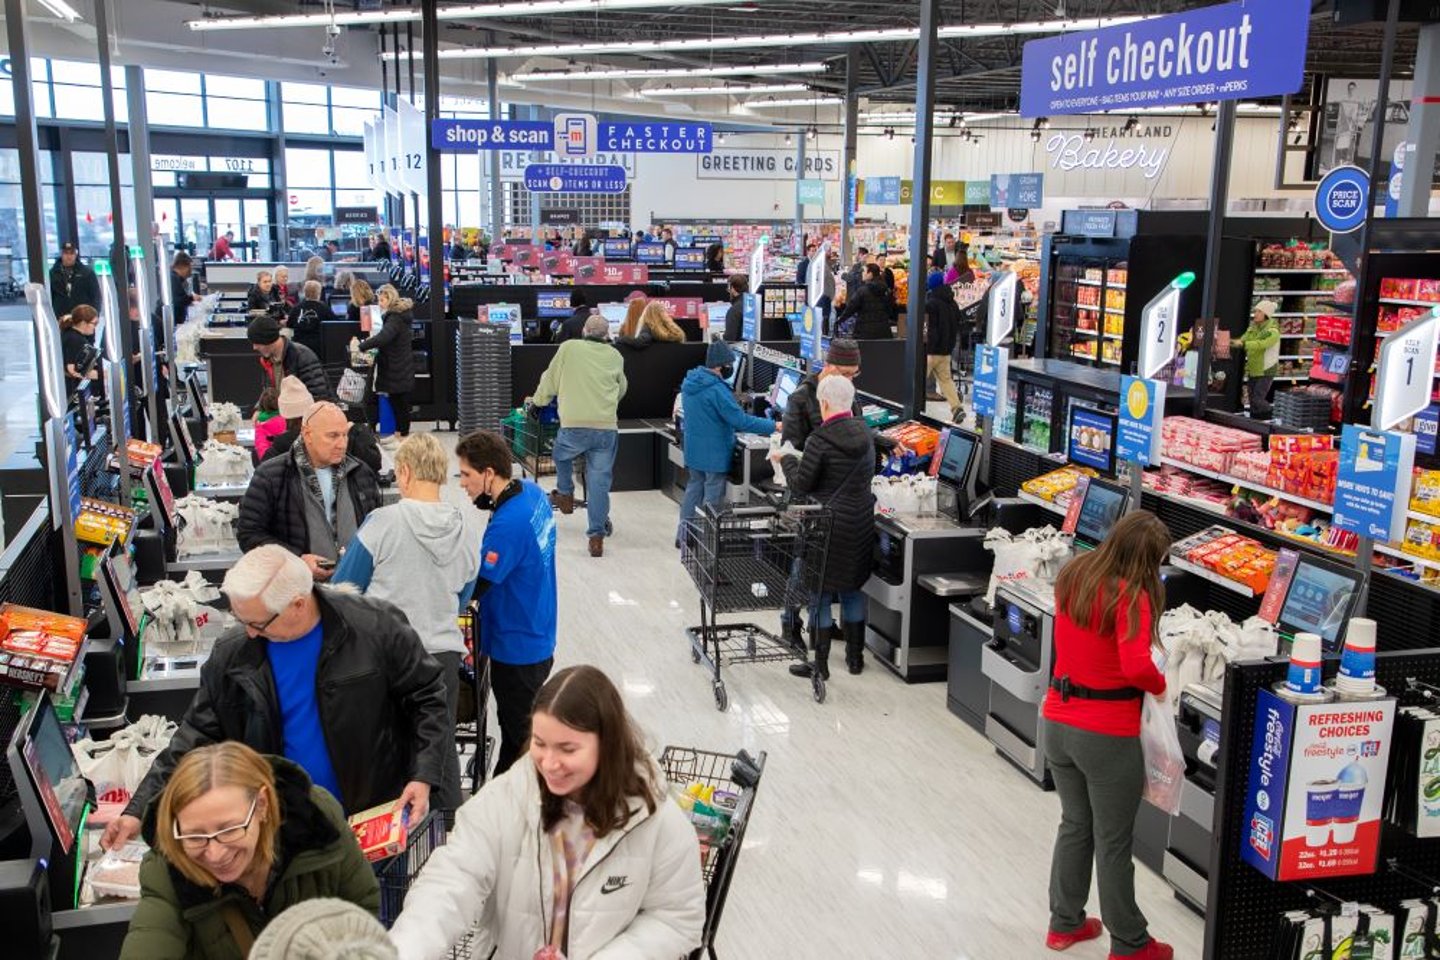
235, 447, 382, 557
357, 302, 417, 395
780, 413, 878, 592
387, 756, 705, 960
50, 258, 101, 317
120, 587, 452, 820
288, 298, 328, 361
259, 339, 332, 403
680, 366, 775, 473
552, 308, 590, 344
252, 414, 288, 461
119, 757, 379, 960
723, 298, 744, 342
533, 339, 627, 430
835, 281, 894, 339
1239, 316, 1282, 377
924, 284, 962, 357
245, 285, 273, 314
261, 421, 383, 475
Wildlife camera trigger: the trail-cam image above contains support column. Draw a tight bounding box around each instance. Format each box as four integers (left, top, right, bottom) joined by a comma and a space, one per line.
838, 49, 859, 268
1398, 23, 1440, 216
125, 65, 157, 271
529, 105, 542, 242
94, 0, 133, 365
487, 58, 504, 242
422, 0, 448, 424
793, 133, 806, 252
902, 0, 939, 418
5, 0, 44, 282
1190, 100, 1237, 416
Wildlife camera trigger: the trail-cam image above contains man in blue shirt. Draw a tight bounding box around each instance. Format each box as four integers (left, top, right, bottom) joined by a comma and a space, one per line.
456, 430, 559, 774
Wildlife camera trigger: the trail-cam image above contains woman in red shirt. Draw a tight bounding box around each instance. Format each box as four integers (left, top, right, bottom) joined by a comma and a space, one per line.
1042, 510, 1172, 960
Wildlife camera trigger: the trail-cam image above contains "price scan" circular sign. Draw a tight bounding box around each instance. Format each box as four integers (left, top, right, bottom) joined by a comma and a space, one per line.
1314, 165, 1370, 234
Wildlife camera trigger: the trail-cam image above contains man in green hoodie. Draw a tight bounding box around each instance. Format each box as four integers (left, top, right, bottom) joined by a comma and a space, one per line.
1238, 298, 1282, 419
532, 314, 628, 557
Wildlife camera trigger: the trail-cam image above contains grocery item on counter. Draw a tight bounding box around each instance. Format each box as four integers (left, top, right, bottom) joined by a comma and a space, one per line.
348, 801, 412, 862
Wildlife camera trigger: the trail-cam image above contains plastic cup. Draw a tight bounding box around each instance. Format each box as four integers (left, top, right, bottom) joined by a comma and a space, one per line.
1286, 632, 1324, 695
1337, 618, 1377, 692
1304, 780, 1337, 846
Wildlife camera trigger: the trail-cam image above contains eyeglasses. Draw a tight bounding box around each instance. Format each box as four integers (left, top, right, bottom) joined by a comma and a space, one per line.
240, 608, 283, 634
174, 794, 259, 853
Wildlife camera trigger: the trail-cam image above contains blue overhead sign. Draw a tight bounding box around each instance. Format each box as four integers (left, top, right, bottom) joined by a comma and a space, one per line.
991, 174, 1044, 209
431, 119, 553, 151
523, 164, 628, 193
1019, 0, 1310, 117
1075, 210, 1117, 238
1314, 165, 1371, 234
598, 121, 712, 153
867, 177, 902, 205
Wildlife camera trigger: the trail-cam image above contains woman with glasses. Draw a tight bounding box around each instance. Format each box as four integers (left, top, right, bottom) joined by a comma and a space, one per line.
120, 741, 378, 960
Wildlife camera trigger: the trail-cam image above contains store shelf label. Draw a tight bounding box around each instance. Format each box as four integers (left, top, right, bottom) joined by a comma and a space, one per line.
973, 344, 1009, 421
1117, 375, 1165, 466
1415, 405, 1439, 456
1334, 425, 1417, 543
1373, 307, 1440, 430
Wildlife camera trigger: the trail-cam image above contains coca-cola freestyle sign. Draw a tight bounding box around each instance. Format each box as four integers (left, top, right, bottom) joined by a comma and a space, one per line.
1045, 123, 1172, 181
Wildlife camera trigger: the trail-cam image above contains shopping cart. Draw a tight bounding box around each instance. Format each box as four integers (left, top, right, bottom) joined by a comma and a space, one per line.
680, 501, 832, 709
501, 404, 587, 507
371, 810, 480, 958
658, 745, 767, 960
456, 609, 494, 794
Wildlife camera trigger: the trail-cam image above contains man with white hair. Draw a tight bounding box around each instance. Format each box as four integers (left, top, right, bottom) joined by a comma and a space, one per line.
100, 544, 451, 851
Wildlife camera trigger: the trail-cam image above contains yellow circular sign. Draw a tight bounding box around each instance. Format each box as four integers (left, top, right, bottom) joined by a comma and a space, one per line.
803, 308, 814, 333
1126, 379, 1150, 419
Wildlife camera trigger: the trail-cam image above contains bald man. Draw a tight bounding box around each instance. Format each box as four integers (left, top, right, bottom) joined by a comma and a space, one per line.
237, 401, 383, 577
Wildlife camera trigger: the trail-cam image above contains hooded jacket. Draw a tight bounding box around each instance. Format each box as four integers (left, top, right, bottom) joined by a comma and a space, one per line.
924, 283, 962, 357
120, 589, 451, 821
387, 756, 705, 960
333, 499, 483, 656
358, 301, 417, 395
288, 298, 329, 361
835, 281, 894, 340
680, 366, 776, 473
50, 256, 101, 318
780, 413, 878, 592
1239, 315, 1282, 377
120, 757, 379, 960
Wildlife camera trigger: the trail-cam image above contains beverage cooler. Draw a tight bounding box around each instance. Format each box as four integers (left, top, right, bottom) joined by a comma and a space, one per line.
1036, 210, 1207, 374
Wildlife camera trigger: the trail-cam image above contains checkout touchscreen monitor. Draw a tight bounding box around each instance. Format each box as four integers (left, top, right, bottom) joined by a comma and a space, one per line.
8, 693, 89, 854
170, 409, 199, 468
1073, 478, 1129, 550
935, 428, 982, 518
769, 367, 801, 413
1276, 555, 1363, 652
145, 461, 178, 534
99, 548, 145, 641
186, 371, 209, 423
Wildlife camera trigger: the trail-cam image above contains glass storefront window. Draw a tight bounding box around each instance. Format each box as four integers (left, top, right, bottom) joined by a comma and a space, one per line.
147, 92, 205, 127
285, 148, 332, 189
206, 96, 268, 131
144, 68, 201, 95
281, 102, 329, 135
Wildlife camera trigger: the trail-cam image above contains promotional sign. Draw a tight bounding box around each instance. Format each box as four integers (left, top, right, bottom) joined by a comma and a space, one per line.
599, 238, 631, 260
1008, 208, 1031, 223
1067, 407, 1117, 473
1334, 425, 1418, 543
1416, 405, 1439, 456
539, 251, 575, 277
600, 263, 649, 284
991, 173, 1044, 209
966, 212, 1003, 230
1257, 549, 1302, 624
335, 206, 379, 225
964, 180, 993, 205
1314, 165, 1371, 235
64, 416, 82, 522
634, 242, 668, 265
396, 97, 427, 197
741, 293, 759, 341
673, 248, 708, 271
497, 150, 636, 181
1241, 687, 1395, 882
554, 113, 597, 156
806, 242, 830, 310
1373, 307, 1440, 430
431, 119, 553, 151
600, 121, 711, 153
698, 147, 838, 181
572, 256, 605, 280
867, 176, 902, 205
1117, 375, 1166, 466
973, 344, 1009, 421
483, 303, 523, 344
896, 180, 965, 205
511, 246, 542, 270
653, 297, 703, 320
523, 164, 627, 193
1138, 271, 1194, 380
540, 208, 580, 225
796, 306, 822, 361
987, 270, 1018, 346
1045, 130, 1171, 181
796, 179, 825, 205
1020, 0, 1311, 117
1075, 210, 1118, 237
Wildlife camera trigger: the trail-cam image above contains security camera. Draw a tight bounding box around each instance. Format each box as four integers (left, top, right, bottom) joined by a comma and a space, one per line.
326, 23, 342, 39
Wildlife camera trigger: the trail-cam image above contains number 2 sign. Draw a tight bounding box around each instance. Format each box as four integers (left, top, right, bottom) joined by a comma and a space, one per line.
1138, 271, 1194, 380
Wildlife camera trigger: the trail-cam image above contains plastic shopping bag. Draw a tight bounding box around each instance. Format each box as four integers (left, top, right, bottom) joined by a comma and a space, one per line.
1140, 692, 1186, 815
72, 737, 148, 810
337, 368, 367, 405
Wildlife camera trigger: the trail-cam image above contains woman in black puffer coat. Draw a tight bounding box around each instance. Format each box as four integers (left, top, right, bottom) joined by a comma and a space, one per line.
356, 283, 417, 440
773, 373, 878, 680
834, 263, 895, 339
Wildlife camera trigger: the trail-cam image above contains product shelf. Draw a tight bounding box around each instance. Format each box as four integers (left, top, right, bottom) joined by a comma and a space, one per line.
1254, 268, 1351, 275
1075, 279, 1103, 287
1103, 307, 1125, 315
1379, 297, 1440, 309
1017, 490, 1067, 517
1103, 333, 1123, 340
1409, 509, 1440, 525
1158, 456, 1334, 513
1374, 543, 1440, 573
1166, 553, 1258, 597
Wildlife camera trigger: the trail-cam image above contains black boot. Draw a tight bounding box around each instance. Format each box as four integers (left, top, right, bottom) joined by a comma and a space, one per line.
843, 621, 866, 675
780, 619, 806, 657
789, 626, 831, 680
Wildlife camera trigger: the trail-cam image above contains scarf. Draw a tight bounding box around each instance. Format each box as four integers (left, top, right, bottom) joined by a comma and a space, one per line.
291, 442, 358, 558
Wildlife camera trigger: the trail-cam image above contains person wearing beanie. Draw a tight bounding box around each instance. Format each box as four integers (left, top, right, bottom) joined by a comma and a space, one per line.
250, 899, 396, 960
675, 338, 780, 546
248, 314, 333, 404
50, 241, 100, 317
1237, 298, 1282, 419
924, 271, 965, 422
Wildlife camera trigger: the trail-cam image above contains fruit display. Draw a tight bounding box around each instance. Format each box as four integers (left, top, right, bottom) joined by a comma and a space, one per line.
1172, 526, 1278, 594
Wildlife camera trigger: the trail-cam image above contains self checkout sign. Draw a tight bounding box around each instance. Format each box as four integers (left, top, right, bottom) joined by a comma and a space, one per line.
1138, 271, 1194, 379
1373, 307, 1440, 430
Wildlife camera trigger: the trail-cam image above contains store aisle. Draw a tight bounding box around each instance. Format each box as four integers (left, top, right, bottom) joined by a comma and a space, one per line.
433, 443, 1204, 959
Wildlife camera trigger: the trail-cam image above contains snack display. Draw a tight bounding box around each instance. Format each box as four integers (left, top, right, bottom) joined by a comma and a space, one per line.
1257, 241, 1346, 271
0, 603, 87, 692
1265, 434, 1338, 506
1161, 417, 1263, 474
110, 438, 163, 471
1172, 526, 1278, 594
75, 498, 137, 546
1412, 469, 1440, 520
1021, 465, 1098, 508
348, 801, 412, 862
1401, 517, 1440, 563
1142, 466, 1233, 510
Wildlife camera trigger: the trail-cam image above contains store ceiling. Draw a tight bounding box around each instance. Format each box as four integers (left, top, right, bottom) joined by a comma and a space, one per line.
172, 1, 1422, 113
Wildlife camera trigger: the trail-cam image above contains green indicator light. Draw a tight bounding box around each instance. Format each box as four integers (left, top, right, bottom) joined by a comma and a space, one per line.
129, 245, 145, 259
94, 260, 112, 276
1172, 271, 1196, 290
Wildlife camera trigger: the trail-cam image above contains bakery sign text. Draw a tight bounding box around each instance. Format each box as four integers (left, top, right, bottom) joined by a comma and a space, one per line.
1045, 127, 1172, 181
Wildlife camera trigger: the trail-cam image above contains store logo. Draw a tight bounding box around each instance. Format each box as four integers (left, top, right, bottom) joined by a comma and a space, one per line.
1045, 133, 1170, 181
553, 113, 596, 157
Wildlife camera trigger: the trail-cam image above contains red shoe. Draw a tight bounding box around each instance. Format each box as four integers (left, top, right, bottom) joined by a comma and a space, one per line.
1047, 918, 1103, 951
1109, 940, 1174, 960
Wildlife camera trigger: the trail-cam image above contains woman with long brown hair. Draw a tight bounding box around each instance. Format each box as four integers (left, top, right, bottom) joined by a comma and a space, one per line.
120, 741, 377, 960
389, 665, 705, 960
617, 296, 648, 340
1041, 510, 1172, 960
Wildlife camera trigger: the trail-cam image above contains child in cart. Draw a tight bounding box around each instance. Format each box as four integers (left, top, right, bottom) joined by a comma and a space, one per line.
388, 665, 705, 960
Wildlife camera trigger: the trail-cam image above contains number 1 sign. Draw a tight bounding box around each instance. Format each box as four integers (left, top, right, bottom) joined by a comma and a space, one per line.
1373, 306, 1440, 431
1138, 271, 1195, 380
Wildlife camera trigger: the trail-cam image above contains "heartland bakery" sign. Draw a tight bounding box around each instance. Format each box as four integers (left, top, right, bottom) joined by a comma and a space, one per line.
1044, 124, 1173, 181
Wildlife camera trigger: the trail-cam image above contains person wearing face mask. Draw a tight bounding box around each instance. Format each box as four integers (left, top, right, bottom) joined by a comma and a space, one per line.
388, 665, 705, 960
455, 429, 558, 776
333, 434, 483, 812
101, 546, 450, 854
119, 742, 379, 960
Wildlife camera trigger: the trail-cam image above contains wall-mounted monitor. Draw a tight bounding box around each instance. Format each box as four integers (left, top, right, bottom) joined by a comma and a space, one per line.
673, 248, 708, 271
535, 289, 573, 319
1067, 405, 1117, 475
634, 242, 668, 264
600, 238, 632, 259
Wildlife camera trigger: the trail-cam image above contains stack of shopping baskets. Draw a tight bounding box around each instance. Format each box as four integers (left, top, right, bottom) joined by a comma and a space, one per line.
456, 320, 512, 435
680, 501, 832, 708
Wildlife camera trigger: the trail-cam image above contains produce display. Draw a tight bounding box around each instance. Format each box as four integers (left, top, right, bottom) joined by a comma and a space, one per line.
0, 603, 87, 692
1172, 526, 1278, 594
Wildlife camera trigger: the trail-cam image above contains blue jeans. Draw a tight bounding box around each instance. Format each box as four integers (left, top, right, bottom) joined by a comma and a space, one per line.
677, 468, 729, 542
553, 427, 617, 538
809, 590, 867, 630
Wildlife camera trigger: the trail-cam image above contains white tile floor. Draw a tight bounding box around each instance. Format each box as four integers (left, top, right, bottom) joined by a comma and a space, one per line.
430, 445, 1206, 960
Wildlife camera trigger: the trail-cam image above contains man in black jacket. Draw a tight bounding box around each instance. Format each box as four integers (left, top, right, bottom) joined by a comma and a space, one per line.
49, 242, 100, 317
924, 272, 964, 421
237, 401, 381, 577
551, 289, 592, 343
101, 544, 450, 850
248, 313, 333, 402
722, 274, 749, 342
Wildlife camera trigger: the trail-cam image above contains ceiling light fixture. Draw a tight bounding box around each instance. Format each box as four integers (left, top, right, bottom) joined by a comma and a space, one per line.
885, 128, 894, 141
805, 125, 817, 141
513, 62, 825, 82
1122, 115, 1140, 133
784, 132, 793, 145
745, 97, 842, 108
188, 0, 740, 31
638, 83, 810, 97
36, 0, 82, 21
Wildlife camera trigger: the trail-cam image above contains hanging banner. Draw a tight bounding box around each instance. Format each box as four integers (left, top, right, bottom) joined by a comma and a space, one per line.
362, 120, 381, 189
598, 121, 711, 153
1333, 425, 1418, 543
396, 98, 427, 197
991, 173, 1044, 209
523, 164, 628, 193
599, 263, 649, 284
431, 118, 551, 150
964, 180, 992, 205
1117, 376, 1166, 466
1019, 0, 1311, 117
698, 148, 839, 181
384, 104, 404, 195
866, 177, 902, 205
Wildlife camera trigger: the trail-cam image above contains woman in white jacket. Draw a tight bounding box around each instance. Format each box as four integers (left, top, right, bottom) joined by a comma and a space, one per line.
389, 665, 706, 960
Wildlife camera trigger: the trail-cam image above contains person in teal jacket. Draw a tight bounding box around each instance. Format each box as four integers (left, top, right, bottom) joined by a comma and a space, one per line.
676, 338, 779, 545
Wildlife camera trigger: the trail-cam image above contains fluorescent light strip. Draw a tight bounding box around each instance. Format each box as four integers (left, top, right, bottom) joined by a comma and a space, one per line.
745, 97, 842, 107
639, 83, 811, 97
513, 62, 825, 82
37, 0, 82, 21
188, 0, 739, 31
402, 16, 1153, 60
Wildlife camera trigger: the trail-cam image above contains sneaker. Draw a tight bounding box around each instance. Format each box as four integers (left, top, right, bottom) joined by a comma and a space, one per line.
1047, 918, 1102, 951
1109, 939, 1173, 960
549, 490, 575, 515
588, 536, 604, 558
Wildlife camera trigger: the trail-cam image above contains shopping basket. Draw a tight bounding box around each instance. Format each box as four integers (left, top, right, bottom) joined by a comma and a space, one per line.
501, 405, 588, 505
373, 811, 446, 928
658, 746, 767, 960
680, 501, 832, 709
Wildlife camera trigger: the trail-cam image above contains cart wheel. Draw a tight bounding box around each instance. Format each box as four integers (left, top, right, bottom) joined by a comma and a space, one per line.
713, 681, 728, 712
812, 675, 826, 704
691, 643, 702, 664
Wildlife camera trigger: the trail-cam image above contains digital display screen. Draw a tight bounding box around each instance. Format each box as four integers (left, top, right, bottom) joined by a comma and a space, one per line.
1074, 479, 1128, 547
598, 302, 628, 336
770, 368, 801, 411
170, 411, 198, 467
536, 290, 572, 318
706, 302, 730, 329
725, 356, 745, 389
18, 696, 87, 853
102, 551, 143, 638
674, 248, 707, 271
634, 242, 668, 264
1279, 559, 1361, 650
330, 300, 350, 318
600, 238, 632, 259
187, 372, 209, 422
938, 430, 977, 486
147, 462, 177, 532
1068, 406, 1116, 474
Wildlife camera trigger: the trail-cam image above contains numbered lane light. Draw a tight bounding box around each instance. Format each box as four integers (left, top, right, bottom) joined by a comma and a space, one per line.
1172, 271, 1196, 290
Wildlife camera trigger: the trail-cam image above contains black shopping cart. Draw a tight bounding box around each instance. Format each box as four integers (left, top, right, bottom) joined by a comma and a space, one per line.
658, 746, 767, 960
371, 810, 480, 958
680, 502, 832, 709
456, 609, 494, 795
502, 405, 587, 507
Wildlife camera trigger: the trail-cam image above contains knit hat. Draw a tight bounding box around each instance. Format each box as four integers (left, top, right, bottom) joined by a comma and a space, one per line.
247, 314, 282, 345
826, 338, 861, 367
1253, 299, 1279, 320
277, 375, 314, 420
706, 337, 736, 368
247, 899, 396, 960
927, 271, 946, 291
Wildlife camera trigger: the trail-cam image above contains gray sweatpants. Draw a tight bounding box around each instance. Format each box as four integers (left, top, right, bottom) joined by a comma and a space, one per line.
1044, 719, 1152, 955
